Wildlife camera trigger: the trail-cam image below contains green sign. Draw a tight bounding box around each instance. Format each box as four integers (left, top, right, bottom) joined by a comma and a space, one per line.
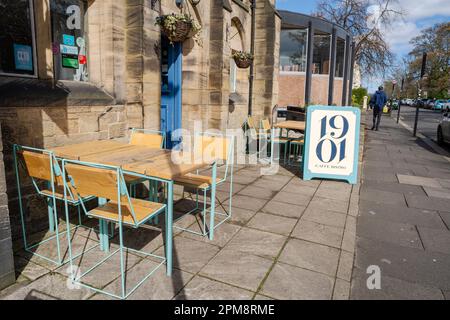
62, 54, 79, 69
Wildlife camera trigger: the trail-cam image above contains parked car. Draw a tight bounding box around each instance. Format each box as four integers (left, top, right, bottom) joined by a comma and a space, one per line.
444, 99, 450, 113
437, 112, 450, 145
433, 99, 446, 111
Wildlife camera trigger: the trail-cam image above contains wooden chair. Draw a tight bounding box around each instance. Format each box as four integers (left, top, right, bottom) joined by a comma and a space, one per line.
13, 145, 97, 266
128, 128, 165, 210
174, 133, 234, 237
62, 160, 167, 300
261, 118, 290, 164
129, 128, 165, 149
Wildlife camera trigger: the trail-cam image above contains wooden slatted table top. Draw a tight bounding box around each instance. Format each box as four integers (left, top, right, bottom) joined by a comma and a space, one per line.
274, 120, 306, 131
50, 140, 212, 180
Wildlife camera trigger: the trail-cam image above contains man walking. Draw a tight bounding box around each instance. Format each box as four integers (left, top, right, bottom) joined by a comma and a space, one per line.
371, 86, 388, 131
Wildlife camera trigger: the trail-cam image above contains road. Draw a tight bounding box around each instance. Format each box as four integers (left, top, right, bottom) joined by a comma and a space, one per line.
393, 105, 450, 153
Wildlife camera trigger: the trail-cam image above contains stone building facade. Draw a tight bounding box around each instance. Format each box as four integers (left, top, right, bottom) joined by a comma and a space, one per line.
0, 0, 280, 247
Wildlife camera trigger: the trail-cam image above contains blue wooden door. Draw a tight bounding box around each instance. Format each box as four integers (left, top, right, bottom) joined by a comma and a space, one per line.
161, 37, 182, 149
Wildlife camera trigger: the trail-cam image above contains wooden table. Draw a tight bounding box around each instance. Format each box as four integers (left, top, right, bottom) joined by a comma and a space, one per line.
51, 140, 219, 276
274, 120, 306, 132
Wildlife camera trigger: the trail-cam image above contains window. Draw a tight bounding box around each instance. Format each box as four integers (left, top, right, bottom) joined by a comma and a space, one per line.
230, 58, 237, 93
312, 34, 331, 75
50, 0, 88, 81
335, 38, 345, 78
0, 0, 37, 77
280, 29, 308, 72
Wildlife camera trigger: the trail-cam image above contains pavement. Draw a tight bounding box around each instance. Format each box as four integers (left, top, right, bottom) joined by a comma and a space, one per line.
0, 159, 358, 300
395, 105, 450, 153
351, 111, 450, 300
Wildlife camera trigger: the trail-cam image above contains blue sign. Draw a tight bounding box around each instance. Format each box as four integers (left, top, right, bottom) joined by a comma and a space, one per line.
13, 44, 33, 71
303, 105, 361, 184
63, 34, 75, 46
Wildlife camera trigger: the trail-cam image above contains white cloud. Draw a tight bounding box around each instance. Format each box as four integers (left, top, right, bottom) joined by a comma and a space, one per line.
397, 0, 450, 20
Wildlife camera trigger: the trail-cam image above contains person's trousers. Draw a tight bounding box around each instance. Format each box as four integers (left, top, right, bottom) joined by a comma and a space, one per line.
373, 107, 382, 129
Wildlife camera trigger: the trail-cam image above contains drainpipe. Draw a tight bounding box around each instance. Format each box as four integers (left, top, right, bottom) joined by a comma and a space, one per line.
248, 0, 256, 116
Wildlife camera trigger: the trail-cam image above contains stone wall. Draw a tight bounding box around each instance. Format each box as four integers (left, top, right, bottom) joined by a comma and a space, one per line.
0, 0, 280, 243
0, 124, 15, 290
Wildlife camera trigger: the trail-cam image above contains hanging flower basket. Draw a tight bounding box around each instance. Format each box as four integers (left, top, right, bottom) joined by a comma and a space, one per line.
156, 13, 202, 44
232, 50, 253, 69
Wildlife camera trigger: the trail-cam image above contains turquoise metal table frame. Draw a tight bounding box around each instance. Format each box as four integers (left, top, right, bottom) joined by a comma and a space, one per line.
13, 145, 99, 266
62, 159, 169, 300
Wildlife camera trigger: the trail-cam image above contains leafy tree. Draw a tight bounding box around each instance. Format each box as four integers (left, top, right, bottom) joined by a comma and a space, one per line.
352, 87, 368, 106
314, 0, 404, 76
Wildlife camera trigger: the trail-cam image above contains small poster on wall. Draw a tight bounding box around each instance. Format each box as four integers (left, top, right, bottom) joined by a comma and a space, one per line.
13, 44, 33, 71
303, 105, 361, 184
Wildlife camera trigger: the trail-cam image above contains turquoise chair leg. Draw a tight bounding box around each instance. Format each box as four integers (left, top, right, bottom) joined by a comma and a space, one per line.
166, 181, 173, 276
47, 183, 55, 233
209, 162, 217, 241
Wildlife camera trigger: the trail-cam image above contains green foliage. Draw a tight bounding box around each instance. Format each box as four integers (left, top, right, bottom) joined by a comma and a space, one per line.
352, 87, 368, 106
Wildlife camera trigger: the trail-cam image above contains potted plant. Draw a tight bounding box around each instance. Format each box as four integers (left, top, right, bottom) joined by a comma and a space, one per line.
232, 50, 253, 69
155, 13, 201, 44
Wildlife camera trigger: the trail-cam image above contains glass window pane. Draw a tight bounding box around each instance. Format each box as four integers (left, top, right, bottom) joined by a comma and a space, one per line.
0, 0, 35, 76
280, 29, 307, 72
313, 34, 331, 75
50, 0, 88, 81
335, 38, 345, 78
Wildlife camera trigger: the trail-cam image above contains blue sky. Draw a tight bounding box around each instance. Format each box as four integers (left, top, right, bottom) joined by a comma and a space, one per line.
276, 0, 450, 89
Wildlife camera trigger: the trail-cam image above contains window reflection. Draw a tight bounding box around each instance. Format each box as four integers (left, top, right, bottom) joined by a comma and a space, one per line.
335, 38, 345, 78
280, 29, 307, 72
312, 34, 331, 75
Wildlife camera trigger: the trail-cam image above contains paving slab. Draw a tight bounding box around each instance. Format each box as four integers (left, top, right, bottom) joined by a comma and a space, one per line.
278, 238, 340, 276
225, 227, 286, 259
301, 207, 347, 228
423, 187, 450, 200
417, 227, 450, 255
247, 212, 297, 236
351, 268, 444, 300
272, 191, 312, 206
228, 207, 257, 226
333, 279, 350, 300
359, 188, 406, 206
261, 262, 334, 300
154, 237, 220, 273
179, 222, 241, 248
230, 195, 268, 212
357, 217, 423, 249
359, 202, 447, 229
14, 256, 50, 282
261, 200, 306, 219
238, 185, 277, 199
292, 220, 344, 249
1, 272, 93, 300
354, 237, 450, 290
397, 175, 442, 188
307, 197, 349, 214
174, 276, 253, 300
405, 194, 450, 212
90, 259, 193, 300
200, 249, 273, 292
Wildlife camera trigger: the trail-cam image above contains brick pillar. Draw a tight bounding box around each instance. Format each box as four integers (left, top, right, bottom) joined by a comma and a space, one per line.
0, 124, 15, 290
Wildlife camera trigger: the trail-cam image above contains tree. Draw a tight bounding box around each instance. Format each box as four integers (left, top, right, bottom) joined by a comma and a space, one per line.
409, 23, 450, 99
314, 0, 404, 76
352, 87, 368, 106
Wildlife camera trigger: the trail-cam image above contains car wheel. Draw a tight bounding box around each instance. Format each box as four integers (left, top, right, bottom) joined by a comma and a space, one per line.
437, 126, 444, 146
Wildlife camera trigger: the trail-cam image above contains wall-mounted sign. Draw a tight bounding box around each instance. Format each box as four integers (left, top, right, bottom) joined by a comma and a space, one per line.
60, 44, 78, 55
13, 44, 33, 71
303, 105, 361, 184
63, 34, 75, 46
76, 37, 85, 47
62, 54, 79, 69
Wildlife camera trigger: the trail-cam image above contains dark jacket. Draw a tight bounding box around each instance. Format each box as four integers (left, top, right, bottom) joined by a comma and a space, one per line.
373, 90, 388, 111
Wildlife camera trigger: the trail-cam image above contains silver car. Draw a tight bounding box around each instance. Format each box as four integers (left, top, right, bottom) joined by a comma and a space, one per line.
437, 112, 450, 145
